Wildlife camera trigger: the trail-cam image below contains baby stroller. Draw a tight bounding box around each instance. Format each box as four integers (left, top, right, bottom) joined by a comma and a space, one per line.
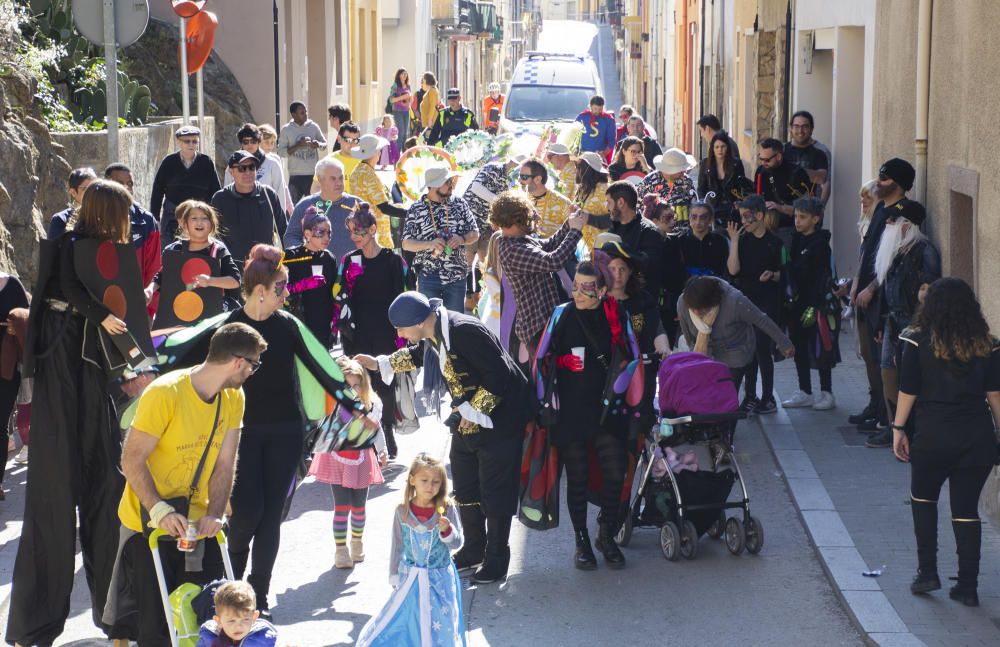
616, 352, 764, 560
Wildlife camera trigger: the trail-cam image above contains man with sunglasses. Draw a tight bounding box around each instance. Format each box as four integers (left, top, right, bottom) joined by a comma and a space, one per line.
518, 158, 574, 238
223, 123, 292, 215
332, 122, 363, 192
849, 158, 920, 438
151, 125, 222, 248
211, 151, 287, 265
752, 137, 814, 244
278, 101, 327, 202
109, 323, 265, 644
726, 195, 786, 415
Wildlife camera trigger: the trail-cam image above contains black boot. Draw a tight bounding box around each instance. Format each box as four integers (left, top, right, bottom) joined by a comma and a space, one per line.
910, 499, 941, 594
471, 516, 512, 584
451, 505, 486, 572
574, 529, 597, 570
848, 398, 876, 425
594, 523, 626, 569
949, 519, 981, 607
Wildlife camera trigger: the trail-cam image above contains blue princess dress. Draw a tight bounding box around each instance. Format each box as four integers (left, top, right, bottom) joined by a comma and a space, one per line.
357, 503, 466, 647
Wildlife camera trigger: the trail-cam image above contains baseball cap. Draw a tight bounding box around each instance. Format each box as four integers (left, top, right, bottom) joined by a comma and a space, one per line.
886, 198, 926, 227
227, 150, 258, 168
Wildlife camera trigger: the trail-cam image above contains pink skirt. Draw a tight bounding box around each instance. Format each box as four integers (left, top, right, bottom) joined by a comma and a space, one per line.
310, 448, 384, 488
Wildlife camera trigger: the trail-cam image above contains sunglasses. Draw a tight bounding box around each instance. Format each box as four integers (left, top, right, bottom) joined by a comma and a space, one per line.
179, 138, 200, 145
311, 228, 332, 238
878, 173, 890, 182
758, 154, 777, 163
518, 174, 535, 181
235, 355, 262, 373
233, 164, 257, 173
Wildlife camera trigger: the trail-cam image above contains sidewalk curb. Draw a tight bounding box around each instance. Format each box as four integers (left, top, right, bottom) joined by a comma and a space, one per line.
753, 406, 927, 647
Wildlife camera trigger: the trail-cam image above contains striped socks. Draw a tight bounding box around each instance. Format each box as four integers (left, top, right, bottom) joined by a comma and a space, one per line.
350, 505, 366, 540
333, 506, 350, 546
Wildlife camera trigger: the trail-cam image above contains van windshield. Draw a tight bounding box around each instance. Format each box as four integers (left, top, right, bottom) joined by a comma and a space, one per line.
505, 86, 593, 122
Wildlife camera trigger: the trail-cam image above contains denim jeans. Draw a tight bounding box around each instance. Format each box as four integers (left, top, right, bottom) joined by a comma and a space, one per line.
417, 272, 466, 312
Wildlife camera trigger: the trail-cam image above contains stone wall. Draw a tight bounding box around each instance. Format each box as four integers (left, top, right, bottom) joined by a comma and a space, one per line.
51, 117, 216, 214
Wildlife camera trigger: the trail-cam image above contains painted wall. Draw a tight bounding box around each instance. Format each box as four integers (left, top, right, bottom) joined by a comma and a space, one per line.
872, 0, 1000, 324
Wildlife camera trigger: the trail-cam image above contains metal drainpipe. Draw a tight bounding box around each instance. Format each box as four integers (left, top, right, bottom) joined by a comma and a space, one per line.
781, 0, 792, 141
915, 0, 932, 205
699, 0, 707, 159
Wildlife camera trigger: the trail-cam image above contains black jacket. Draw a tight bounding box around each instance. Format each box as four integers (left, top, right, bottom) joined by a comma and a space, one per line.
211, 183, 287, 263
612, 216, 663, 298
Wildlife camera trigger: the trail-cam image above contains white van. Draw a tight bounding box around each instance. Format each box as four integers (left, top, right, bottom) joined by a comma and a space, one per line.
499, 52, 602, 136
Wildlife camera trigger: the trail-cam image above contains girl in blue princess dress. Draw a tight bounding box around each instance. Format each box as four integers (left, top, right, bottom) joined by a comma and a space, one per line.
356, 453, 466, 647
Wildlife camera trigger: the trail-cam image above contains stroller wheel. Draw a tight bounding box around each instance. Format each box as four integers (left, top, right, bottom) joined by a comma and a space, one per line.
659, 522, 680, 561
706, 511, 726, 539
745, 516, 764, 554
679, 520, 698, 560
725, 517, 745, 555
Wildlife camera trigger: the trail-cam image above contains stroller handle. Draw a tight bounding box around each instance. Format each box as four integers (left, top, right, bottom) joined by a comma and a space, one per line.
661, 411, 747, 426
147, 527, 229, 550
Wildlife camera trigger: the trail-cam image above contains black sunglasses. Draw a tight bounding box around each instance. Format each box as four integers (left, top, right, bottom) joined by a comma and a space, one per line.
235, 355, 262, 373
518, 173, 535, 180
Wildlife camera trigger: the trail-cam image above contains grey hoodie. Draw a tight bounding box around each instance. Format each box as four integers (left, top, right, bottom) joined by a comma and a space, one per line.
677, 276, 792, 368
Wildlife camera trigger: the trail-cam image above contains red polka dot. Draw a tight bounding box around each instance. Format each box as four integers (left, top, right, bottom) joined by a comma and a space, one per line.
173, 291, 204, 322
181, 258, 212, 286
96, 241, 119, 280
102, 285, 127, 319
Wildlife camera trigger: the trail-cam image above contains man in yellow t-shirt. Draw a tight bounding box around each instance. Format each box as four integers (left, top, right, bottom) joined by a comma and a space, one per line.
333, 122, 363, 192
109, 323, 265, 644
518, 157, 574, 238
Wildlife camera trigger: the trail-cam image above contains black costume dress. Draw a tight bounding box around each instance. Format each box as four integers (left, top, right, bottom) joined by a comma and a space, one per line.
381, 307, 529, 576
899, 328, 1000, 596
536, 299, 641, 532
282, 245, 340, 347
6, 234, 131, 645
340, 247, 407, 455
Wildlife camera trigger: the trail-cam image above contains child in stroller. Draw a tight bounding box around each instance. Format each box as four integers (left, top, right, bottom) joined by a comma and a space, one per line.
617, 352, 764, 560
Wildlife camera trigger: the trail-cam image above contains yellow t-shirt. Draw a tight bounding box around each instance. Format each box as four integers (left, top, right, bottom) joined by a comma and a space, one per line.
118, 368, 245, 533
349, 162, 395, 248
558, 161, 578, 200
575, 182, 610, 253
335, 152, 362, 192
531, 189, 574, 238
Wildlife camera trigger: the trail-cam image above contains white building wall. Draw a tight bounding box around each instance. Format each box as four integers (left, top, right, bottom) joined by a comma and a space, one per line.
792, 0, 876, 277
380, 0, 433, 102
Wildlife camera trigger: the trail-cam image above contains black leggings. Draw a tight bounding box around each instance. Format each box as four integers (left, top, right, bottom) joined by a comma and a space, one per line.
791, 326, 831, 394
744, 328, 775, 402
0, 371, 19, 485
563, 432, 627, 531
227, 427, 303, 608
370, 370, 397, 455
910, 452, 993, 519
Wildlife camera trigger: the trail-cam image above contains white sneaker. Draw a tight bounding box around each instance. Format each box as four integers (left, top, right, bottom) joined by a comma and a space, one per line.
812, 391, 836, 410
781, 390, 814, 408
13, 446, 27, 464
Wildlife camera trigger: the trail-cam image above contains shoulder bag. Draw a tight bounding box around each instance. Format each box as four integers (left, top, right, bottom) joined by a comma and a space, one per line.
140, 396, 223, 537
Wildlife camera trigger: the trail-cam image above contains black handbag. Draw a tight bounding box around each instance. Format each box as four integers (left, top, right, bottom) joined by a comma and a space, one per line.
139, 397, 222, 537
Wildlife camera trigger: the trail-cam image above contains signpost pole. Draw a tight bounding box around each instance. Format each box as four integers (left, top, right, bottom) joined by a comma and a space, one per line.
180, 16, 190, 124
102, 0, 119, 162
196, 69, 204, 133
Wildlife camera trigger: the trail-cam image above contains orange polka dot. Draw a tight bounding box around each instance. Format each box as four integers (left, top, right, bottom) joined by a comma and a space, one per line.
102, 285, 127, 319
173, 291, 204, 322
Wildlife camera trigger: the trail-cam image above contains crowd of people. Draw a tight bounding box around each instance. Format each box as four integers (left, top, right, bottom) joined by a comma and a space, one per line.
0, 78, 996, 647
